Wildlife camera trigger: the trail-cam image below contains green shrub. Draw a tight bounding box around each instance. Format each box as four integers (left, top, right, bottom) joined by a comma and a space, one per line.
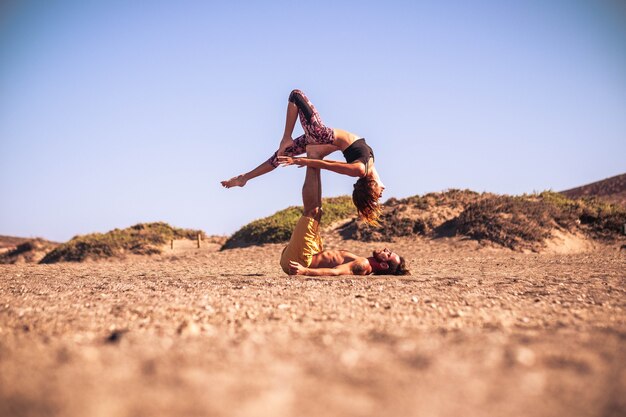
536, 191, 626, 237
576, 198, 626, 238
221, 196, 355, 249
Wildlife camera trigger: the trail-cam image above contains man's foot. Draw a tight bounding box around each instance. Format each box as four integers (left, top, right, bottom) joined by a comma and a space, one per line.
277, 136, 294, 156
221, 175, 248, 188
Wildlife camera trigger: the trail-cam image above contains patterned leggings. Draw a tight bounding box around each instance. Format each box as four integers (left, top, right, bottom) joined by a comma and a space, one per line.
268, 90, 336, 167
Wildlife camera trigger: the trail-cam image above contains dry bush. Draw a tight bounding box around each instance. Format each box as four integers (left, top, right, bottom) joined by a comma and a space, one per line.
342, 189, 487, 242
455, 195, 573, 250
339, 207, 416, 241
341, 190, 626, 250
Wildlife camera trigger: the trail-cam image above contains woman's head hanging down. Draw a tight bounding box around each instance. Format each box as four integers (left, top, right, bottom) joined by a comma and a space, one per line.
220, 89, 385, 226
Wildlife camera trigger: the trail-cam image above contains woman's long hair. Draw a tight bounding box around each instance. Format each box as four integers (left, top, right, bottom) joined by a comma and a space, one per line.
352, 177, 382, 226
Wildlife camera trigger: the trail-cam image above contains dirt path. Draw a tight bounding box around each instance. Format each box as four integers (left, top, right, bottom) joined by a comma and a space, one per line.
1, 239, 625, 417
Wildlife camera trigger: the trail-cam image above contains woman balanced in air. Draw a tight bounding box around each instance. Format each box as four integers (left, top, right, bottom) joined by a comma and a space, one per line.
221, 89, 385, 225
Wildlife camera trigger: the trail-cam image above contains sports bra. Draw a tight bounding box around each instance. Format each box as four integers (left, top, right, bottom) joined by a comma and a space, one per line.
342, 138, 374, 175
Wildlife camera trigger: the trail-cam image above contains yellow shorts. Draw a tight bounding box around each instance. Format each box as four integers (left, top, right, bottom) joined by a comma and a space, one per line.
280, 215, 323, 274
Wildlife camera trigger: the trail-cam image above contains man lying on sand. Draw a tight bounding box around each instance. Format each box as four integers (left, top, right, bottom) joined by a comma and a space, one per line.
280, 145, 409, 276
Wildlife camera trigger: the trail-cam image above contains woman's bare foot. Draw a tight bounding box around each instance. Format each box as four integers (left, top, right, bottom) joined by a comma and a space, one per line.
221, 175, 248, 188
277, 135, 294, 156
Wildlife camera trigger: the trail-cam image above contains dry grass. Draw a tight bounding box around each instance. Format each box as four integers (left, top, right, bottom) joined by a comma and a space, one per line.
343, 190, 626, 251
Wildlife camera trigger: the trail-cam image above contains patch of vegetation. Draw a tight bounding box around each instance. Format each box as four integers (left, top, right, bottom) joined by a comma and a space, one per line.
455, 195, 568, 250
221, 196, 355, 249
341, 190, 626, 251
40, 222, 205, 263
342, 189, 488, 242
536, 191, 626, 237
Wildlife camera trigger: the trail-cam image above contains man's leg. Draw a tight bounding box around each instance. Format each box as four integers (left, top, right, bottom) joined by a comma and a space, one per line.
302, 165, 321, 220
302, 144, 335, 218
280, 162, 322, 274
280, 143, 335, 274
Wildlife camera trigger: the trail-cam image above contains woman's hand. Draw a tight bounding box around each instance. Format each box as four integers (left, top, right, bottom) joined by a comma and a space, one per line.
277, 135, 294, 156
276, 156, 308, 167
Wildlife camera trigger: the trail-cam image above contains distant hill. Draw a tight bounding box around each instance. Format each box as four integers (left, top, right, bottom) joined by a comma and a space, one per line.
1, 226, 228, 264
40, 222, 205, 263
561, 173, 626, 207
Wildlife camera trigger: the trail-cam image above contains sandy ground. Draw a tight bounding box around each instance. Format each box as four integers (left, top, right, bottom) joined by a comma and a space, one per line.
1, 236, 625, 417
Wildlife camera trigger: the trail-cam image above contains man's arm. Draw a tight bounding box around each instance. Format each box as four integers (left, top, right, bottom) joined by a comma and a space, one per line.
288, 260, 370, 276
277, 156, 365, 177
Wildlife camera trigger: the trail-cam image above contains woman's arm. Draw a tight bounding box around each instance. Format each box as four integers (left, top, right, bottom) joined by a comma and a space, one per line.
277, 156, 365, 177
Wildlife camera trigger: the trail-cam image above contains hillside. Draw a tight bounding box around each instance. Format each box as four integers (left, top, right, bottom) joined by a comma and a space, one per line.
345, 190, 625, 251
4, 177, 625, 263
225, 190, 626, 252
561, 173, 626, 207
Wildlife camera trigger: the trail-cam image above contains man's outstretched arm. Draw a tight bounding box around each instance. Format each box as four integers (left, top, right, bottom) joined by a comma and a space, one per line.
288, 260, 370, 276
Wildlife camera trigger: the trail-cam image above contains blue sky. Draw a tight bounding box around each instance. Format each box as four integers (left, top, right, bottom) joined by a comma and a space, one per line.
1, 0, 625, 241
